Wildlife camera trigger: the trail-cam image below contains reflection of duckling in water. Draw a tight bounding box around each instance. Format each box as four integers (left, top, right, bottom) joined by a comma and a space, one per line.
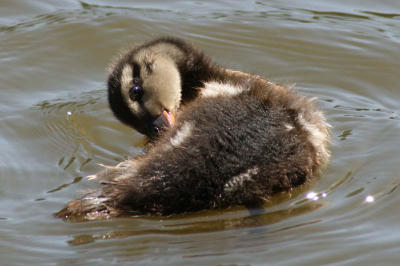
55, 37, 330, 219
106, 36, 281, 139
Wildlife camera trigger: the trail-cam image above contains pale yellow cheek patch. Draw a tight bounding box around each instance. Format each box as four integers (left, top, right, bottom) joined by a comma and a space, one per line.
121, 64, 133, 94
142, 56, 182, 116
120, 64, 140, 114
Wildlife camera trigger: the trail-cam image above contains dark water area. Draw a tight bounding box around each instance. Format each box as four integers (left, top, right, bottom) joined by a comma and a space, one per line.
1, 0, 400, 265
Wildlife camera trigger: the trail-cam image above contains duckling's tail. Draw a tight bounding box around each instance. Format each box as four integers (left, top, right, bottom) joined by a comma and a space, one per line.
54, 190, 111, 220
54, 162, 138, 221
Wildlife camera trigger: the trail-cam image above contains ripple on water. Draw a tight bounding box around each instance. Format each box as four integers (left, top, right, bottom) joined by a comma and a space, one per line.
32, 89, 144, 166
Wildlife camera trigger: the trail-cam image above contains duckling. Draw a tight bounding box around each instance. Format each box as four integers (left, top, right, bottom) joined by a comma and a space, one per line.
107, 36, 281, 139
55, 76, 330, 219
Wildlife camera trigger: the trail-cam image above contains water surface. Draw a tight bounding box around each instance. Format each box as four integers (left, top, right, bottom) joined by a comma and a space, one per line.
1, 0, 400, 265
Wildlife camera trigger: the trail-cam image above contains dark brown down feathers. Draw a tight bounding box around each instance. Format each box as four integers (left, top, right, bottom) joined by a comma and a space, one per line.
55, 77, 330, 220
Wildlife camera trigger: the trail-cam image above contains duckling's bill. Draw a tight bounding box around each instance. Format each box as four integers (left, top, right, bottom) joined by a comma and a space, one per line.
163, 110, 175, 127
151, 110, 175, 136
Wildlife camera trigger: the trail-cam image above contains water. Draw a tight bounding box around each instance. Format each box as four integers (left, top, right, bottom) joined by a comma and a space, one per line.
1, 0, 400, 265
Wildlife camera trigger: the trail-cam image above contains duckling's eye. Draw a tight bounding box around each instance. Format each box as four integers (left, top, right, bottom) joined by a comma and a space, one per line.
129, 85, 143, 101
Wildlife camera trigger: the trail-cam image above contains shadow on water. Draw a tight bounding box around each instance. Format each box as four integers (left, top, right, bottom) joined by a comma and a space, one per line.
66, 201, 326, 246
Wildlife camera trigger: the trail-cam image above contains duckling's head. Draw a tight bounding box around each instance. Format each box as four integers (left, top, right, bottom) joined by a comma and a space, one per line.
107, 50, 181, 139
